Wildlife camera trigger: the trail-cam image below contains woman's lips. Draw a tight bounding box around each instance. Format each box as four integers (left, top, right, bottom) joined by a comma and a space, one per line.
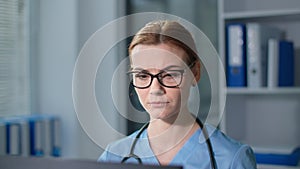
148, 101, 169, 108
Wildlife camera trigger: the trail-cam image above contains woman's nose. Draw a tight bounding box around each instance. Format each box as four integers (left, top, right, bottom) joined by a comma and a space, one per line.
149, 78, 165, 95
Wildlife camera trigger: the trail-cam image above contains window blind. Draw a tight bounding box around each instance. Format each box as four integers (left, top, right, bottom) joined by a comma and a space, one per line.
0, 0, 30, 117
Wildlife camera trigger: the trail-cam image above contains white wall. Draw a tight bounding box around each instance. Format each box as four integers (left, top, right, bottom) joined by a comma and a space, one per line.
77, 0, 126, 159
38, 0, 80, 158
36, 0, 124, 159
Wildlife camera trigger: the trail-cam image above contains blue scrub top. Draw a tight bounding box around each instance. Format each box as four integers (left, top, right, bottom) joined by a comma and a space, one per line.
98, 125, 257, 169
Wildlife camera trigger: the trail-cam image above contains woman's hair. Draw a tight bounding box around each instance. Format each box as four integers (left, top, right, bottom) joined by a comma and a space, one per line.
128, 20, 199, 66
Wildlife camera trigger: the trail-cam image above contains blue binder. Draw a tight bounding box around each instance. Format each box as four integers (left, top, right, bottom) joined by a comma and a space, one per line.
226, 23, 247, 87
28, 114, 61, 157
6, 121, 21, 155
0, 115, 61, 157
278, 40, 294, 86
255, 147, 300, 166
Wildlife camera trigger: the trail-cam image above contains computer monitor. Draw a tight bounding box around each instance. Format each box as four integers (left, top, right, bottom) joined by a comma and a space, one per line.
0, 155, 183, 169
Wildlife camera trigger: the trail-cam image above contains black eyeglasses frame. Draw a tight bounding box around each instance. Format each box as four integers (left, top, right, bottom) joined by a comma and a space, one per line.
128, 61, 196, 89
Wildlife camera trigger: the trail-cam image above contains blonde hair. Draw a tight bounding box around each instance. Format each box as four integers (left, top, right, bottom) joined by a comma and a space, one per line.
128, 20, 199, 66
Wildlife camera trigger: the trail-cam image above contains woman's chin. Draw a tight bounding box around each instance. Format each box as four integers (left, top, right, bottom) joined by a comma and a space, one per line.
149, 110, 178, 122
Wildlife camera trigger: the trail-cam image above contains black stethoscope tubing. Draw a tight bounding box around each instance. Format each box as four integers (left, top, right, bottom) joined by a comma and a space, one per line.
121, 118, 217, 169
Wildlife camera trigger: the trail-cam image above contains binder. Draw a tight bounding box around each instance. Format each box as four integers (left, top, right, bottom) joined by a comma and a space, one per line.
1, 117, 30, 156
278, 40, 294, 86
226, 23, 247, 87
28, 116, 45, 156
43, 115, 61, 157
44, 117, 52, 156
6, 122, 21, 155
267, 39, 295, 87
0, 120, 7, 155
28, 114, 61, 157
20, 120, 30, 156
246, 23, 282, 88
51, 117, 61, 157
0, 114, 61, 157
267, 39, 279, 88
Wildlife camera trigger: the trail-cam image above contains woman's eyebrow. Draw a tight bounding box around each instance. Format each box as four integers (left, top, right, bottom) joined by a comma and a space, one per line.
130, 65, 183, 71
130, 67, 144, 71
163, 65, 182, 70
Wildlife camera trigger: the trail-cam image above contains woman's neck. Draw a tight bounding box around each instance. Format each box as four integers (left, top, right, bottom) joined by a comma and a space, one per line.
147, 111, 199, 160
148, 112, 196, 134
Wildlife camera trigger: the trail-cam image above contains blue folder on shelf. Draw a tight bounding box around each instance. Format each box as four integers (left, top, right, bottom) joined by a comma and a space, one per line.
278, 40, 294, 87
255, 147, 300, 166
225, 23, 247, 87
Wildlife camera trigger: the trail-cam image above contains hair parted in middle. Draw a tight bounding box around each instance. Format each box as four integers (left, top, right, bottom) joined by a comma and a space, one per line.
128, 20, 200, 67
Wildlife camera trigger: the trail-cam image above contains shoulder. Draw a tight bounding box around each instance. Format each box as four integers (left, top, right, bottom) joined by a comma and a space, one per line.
209, 126, 244, 152
98, 131, 140, 162
206, 125, 257, 168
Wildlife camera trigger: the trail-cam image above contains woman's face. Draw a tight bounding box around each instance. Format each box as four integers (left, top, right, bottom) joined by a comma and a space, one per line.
130, 43, 196, 122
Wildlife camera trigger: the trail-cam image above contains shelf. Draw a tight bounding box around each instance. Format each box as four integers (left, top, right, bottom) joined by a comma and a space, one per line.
223, 9, 300, 20
220, 1, 300, 163
226, 87, 300, 95
258, 164, 300, 169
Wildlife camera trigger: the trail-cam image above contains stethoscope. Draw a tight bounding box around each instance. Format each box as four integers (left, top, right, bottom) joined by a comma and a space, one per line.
121, 118, 217, 169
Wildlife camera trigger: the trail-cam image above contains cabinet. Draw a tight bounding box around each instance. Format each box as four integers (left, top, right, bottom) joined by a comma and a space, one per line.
218, 0, 300, 167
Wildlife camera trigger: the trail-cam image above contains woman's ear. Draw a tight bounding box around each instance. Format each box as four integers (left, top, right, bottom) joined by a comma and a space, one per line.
192, 60, 201, 86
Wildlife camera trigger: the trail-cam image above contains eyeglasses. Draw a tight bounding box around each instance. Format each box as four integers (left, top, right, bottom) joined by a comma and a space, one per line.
128, 62, 195, 89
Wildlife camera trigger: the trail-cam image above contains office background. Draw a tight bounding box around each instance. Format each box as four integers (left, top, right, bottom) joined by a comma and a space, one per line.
1, 0, 299, 166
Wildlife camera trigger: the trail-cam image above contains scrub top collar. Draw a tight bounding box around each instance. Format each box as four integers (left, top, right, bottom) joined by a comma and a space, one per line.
136, 127, 204, 166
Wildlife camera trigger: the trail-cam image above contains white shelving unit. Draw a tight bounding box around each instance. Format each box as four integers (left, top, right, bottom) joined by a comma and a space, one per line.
218, 0, 300, 168
226, 87, 300, 95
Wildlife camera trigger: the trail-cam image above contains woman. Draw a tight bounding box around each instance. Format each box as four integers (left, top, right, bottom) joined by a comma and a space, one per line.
99, 20, 256, 169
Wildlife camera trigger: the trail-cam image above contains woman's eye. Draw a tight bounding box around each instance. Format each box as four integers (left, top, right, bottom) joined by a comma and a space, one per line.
163, 72, 180, 78
135, 73, 149, 79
